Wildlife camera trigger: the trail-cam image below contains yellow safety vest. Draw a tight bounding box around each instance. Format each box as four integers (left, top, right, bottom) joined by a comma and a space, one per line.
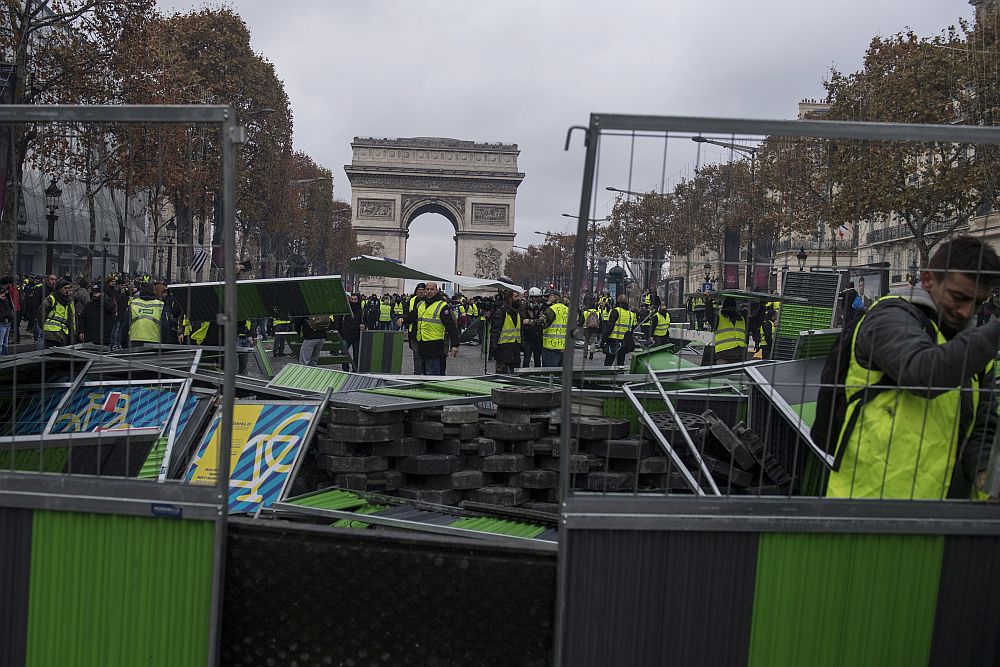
827, 296, 985, 499
180, 316, 193, 337
692, 295, 706, 308
542, 303, 569, 350
652, 312, 671, 337
468, 303, 479, 318
644, 294, 652, 306
393, 303, 403, 316
498, 312, 522, 345
379, 303, 391, 322
599, 308, 610, 323
584, 308, 600, 327
42, 295, 74, 335
609, 307, 636, 340
713, 312, 747, 353
129, 298, 164, 343
273, 318, 291, 326
417, 300, 447, 341
191, 321, 210, 345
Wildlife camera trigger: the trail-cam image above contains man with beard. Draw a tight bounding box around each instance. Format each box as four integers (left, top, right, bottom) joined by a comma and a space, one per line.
823, 237, 1000, 500
521, 287, 544, 367
489, 287, 523, 374
338, 292, 365, 370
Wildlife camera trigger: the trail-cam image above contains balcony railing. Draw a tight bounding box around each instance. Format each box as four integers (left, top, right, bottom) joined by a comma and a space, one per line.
865, 219, 968, 245
773, 238, 855, 253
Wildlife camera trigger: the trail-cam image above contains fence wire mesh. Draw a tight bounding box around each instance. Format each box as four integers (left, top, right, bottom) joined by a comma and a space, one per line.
556, 115, 1000, 502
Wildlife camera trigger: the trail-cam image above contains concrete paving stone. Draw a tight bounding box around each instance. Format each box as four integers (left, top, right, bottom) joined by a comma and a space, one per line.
316, 455, 389, 473
443, 422, 480, 440
580, 437, 655, 460
481, 420, 547, 442
530, 410, 557, 423
395, 454, 461, 475
409, 420, 446, 441
491, 386, 561, 409
700, 455, 756, 488
370, 437, 427, 457
315, 438, 372, 457
475, 437, 500, 456
467, 486, 529, 507
637, 456, 671, 474
326, 406, 403, 426
394, 487, 461, 506
495, 407, 532, 425
481, 453, 530, 473
485, 472, 521, 486
535, 454, 592, 473
450, 470, 485, 489
732, 422, 791, 486
458, 439, 481, 453
518, 469, 558, 489
568, 416, 631, 441
585, 471, 638, 492
441, 405, 480, 424
460, 454, 484, 470
420, 408, 444, 421
429, 437, 463, 456
325, 422, 405, 443
404, 470, 483, 490
638, 472, 694, 491
331, 473, 387, 492
530, 487, 561, 503
512, 440, 540, 456
702, 411, 757, 470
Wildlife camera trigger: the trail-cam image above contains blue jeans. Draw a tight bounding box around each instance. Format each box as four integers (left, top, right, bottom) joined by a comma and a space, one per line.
423, 355, 444, 376
110, 321, 121, 348
0, 322, 10, 355
541, 349, 563, 368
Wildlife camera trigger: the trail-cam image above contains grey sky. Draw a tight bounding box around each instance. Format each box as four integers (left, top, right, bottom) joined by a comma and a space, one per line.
163, 0, 975, 277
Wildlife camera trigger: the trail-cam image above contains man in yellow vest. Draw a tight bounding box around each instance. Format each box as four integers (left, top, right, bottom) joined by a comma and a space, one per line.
689, 292, 707, 331
489, 288, 523, 374
712, 297, 747, 364
601, 294, 637, 366
128, 282, 165, 346
823, 237, 1000, 500
531, 289, 569, 367
41, 278, 77, 348
272, 316, 292, 357
651, 304, 671, 347
583, 303, 601, 360
392, 298, 404, 331
399, 281, 458, 376
378, 295, 392, 330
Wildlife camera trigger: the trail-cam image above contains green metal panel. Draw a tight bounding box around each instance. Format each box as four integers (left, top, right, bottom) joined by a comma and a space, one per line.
137, 437, 169, 480
26, 511, 215, 667
0, 448, 69, 473
775, 304, 834, 339
270, 364, 348, 392
629, 344, 699, 373
748, 532, 943, 666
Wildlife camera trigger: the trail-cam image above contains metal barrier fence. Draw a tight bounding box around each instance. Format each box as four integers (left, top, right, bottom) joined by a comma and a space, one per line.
0, 105, 237, 666
556, 114, 1000, 665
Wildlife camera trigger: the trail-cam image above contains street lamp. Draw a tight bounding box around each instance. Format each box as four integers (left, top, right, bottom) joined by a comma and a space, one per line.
101, 232, 110, 280
534, 231, 560, 289
562, 212, 610, 293
909, 259, 919, 286
165, 219, 176, 280
692, 136, 760, 290
44, 178, 62, 274
796, 247, 808, 271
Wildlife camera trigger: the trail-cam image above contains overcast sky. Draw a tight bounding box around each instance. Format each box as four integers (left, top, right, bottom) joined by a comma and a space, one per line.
163, 0, 975, 277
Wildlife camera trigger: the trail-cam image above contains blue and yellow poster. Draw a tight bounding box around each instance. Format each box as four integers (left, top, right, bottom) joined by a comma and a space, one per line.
185, 403, 318, 514
49, 385, 180, 434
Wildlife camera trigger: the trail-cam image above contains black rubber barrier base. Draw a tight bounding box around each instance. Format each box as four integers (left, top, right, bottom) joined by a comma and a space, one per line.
223, 518, 556, 666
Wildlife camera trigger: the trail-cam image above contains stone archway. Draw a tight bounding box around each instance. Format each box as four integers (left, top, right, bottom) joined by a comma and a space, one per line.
346, 136, 524, 294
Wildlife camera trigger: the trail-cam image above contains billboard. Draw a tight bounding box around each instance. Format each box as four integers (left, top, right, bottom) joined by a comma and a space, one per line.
185, 402, 320, 514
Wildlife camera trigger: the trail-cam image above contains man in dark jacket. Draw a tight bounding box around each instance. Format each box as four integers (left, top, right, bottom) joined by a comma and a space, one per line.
399, 281, 458, 376
79, 286, 116, 346
489, 288, 523, 374
337, 293, 365, 370
824, 236, 1000, 500
600, 295, 637, 366
0, 276, 14, 355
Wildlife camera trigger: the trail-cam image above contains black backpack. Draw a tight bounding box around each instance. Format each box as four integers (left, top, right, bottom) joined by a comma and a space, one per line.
811, 298, 935, 470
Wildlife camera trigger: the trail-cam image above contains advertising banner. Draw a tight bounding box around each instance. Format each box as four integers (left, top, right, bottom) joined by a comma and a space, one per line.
49, 385, 180, 434
185, 403, 319, 514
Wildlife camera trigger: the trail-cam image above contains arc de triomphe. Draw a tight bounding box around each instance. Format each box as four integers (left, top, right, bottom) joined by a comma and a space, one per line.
345, 136, 524, 294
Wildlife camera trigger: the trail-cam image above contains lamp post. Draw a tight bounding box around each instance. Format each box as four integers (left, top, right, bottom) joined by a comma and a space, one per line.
796, 247, 808, 271
534, 230, 560, 289
101, 232, 110, 280
605, 186, 671, 291
562, 212, 609, 294
691, 137, 760, 290
908, 259, 919, 286
165, 219, 176, 281
44, 178, 62, 275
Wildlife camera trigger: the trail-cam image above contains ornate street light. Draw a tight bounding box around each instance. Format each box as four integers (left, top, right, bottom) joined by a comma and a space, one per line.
796, 247, 808, 271
102, 232, 110, 280
44, 178, 62, 274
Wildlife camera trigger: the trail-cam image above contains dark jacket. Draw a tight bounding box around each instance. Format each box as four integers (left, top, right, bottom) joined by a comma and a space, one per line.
854, 287, 1000, 498
295, 316, 330, 340
400, 293, 459, 358
0, 291, 13, 325
80, 296, 115, 346
338, 304, 364, 344
489, 302, 523, 364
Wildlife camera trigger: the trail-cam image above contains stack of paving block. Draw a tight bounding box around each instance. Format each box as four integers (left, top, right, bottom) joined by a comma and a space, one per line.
312, 407, 406, 493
